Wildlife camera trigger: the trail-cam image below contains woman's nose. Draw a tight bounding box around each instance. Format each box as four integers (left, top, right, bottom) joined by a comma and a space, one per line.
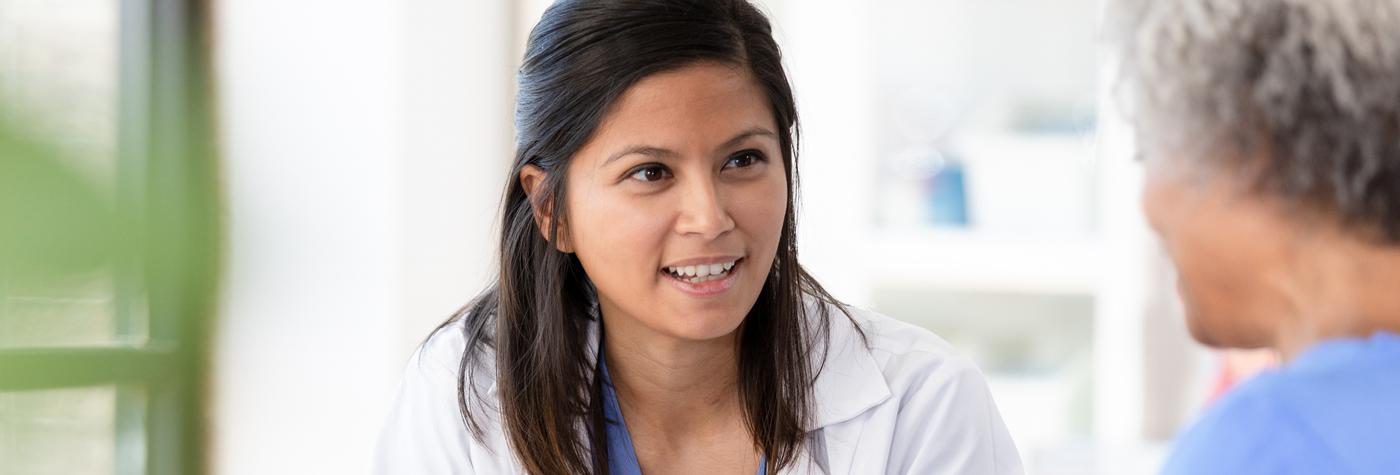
674, 179, 735, 240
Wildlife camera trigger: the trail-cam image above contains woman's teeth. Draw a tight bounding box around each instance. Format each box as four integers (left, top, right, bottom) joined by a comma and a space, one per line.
664, 260, 737, 283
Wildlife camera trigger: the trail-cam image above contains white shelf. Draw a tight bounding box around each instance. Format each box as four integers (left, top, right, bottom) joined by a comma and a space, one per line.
864, 229, 1103, 295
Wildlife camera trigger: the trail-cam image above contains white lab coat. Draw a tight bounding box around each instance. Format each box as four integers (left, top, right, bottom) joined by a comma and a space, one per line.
375, 301, 1024, 474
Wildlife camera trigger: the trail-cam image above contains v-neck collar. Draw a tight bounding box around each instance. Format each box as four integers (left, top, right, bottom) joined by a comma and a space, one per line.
598, 350, 767, 475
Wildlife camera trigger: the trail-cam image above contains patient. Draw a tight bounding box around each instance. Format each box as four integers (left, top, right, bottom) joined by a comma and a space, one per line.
1114, 0, 1400, 473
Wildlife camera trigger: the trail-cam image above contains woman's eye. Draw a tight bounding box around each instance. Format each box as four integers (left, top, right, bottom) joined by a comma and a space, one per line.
628, 164, 671, 183
724, 151, 766, 169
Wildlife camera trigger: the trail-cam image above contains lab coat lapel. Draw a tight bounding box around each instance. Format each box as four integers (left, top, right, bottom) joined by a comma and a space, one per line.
805, 306, 890, 474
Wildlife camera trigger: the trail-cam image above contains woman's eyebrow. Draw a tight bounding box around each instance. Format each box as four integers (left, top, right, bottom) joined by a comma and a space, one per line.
601, 127, 777, 167
715, 127, 777, 152
603, 146, 678, 167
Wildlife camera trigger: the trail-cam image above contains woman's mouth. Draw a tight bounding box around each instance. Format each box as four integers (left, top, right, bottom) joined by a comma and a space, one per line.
659, 258, 743, 296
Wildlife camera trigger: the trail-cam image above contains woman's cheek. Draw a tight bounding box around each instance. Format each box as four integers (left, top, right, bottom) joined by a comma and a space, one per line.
603, 196, 672, 271
732, 177, 787, 269
570, 192, 651, 272
757, 174, 789, 243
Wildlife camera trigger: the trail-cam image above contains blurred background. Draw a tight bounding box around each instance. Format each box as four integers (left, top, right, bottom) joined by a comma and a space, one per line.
0, 0, 1277, 474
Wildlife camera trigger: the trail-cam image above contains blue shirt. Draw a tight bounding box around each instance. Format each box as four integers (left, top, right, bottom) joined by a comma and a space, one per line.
1161, 331, 1400, 475
599, 356, 767, 475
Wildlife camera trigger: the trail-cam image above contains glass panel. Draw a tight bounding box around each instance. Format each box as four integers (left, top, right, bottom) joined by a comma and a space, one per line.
0, 269, 148, 348
0, 385, 118, 474
0, 0, 120, 177
0, 0, 146, 348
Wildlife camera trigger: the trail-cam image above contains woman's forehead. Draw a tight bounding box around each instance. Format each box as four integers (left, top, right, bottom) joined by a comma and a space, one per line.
579, 63, 777, 163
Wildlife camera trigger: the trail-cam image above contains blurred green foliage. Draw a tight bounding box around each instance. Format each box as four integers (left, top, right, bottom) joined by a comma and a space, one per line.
0, 110, 128, 284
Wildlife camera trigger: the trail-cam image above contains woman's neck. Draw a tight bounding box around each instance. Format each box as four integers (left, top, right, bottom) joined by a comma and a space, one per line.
601, 314, 744, 438
1273, 233, 1400, 361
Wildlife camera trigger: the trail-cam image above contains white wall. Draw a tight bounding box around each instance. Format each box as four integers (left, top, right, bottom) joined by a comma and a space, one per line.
212, 0, 511, 472
399, 0, 514, 363
768, 1, 879, 307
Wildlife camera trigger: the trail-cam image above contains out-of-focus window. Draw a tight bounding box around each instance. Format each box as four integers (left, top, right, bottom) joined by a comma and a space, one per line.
0, 1, 215, 474
0, 0, 135, 350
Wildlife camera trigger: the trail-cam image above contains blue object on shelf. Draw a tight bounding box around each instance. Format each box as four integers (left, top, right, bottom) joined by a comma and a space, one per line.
925, 160, 969, 227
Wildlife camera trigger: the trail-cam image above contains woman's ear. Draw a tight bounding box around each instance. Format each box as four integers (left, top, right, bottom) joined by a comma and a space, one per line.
519, 165, 574, 253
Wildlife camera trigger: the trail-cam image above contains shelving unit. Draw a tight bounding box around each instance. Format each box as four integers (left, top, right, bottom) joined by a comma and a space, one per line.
769, 1, 1211, 473
865, 230, 1102, 296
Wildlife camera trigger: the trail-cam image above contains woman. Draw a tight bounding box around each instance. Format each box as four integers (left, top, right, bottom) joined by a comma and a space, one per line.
376, 1, 1021, 473
1115, 0, 1400, 473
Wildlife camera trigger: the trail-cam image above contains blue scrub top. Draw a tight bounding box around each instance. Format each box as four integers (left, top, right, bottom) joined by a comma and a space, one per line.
1161, 331, 1400, 475
599, 356, 767, 475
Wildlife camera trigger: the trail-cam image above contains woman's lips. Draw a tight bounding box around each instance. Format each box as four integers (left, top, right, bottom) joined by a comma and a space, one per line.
661, 258, 742, 297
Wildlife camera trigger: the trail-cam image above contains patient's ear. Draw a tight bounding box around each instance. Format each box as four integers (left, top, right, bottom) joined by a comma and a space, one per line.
518, 165, 574, 253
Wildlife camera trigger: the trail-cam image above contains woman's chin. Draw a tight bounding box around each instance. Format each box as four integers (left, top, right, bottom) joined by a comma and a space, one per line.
653, 311, 747, 343
1185, 309, 1272, 350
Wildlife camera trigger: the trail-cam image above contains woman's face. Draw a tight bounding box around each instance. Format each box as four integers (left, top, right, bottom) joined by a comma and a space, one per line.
548, 62, 788, 343
1141, 157, 1298, 349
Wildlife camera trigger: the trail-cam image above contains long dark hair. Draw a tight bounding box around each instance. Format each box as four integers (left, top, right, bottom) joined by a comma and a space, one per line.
441, 1, 853, 473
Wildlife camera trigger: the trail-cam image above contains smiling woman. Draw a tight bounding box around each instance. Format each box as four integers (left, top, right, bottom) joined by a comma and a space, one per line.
374, 1, 1022, 474
528, 62, 789, 345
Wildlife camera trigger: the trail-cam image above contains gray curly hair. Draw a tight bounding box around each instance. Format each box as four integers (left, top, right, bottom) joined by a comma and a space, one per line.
1112, 0, 1400, 242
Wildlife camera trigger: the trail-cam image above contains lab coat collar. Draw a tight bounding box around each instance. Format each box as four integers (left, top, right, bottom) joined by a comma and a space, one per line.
483, 301, 891, 432
807, 305, 890, 431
